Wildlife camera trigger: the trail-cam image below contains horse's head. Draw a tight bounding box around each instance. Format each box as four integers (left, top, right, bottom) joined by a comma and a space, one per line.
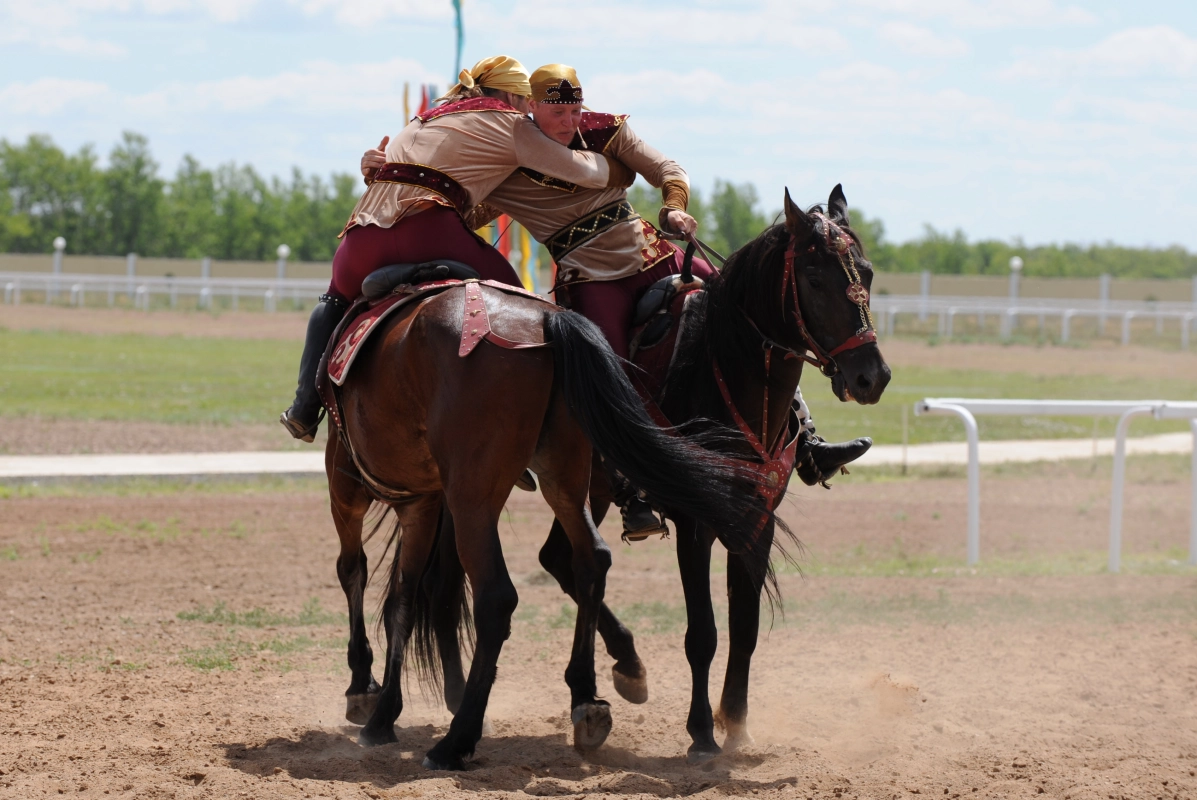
781, 185, 891, 405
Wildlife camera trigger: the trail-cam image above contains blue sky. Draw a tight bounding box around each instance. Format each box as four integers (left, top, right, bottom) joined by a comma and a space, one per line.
2, 0, 1195, 249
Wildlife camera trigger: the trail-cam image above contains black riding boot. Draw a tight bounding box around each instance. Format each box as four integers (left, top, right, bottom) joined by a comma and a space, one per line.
280, 294, 348, 442
605, 461, 668, 542
794, 425, 872, 488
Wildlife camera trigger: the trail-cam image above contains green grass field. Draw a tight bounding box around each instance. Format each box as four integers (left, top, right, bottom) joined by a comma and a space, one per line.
2, 327, 1195, 444
0, 329, 299, 424
803, 357, 1197, 444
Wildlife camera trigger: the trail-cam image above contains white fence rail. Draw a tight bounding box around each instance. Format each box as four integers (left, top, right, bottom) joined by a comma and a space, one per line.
0, 271, 327, 310
914, 398, 1197, 572
875, 295, 1197, 347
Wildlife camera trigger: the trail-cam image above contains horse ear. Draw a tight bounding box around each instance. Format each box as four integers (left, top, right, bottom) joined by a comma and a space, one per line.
783, 187, 814, 238
828, 184, 850, 226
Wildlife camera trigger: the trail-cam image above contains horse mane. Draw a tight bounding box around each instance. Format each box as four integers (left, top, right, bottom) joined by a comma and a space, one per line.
666, 203, 862, 405
664, 221, 790, 406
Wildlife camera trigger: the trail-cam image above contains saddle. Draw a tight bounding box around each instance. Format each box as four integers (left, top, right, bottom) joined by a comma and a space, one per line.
316, 265, 551, 432
627, 275, 705, 400
361, 260, 479, 300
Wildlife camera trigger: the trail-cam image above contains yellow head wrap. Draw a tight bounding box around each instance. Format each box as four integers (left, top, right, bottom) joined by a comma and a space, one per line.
530, 64, 584, 104
440, 55, 532, 100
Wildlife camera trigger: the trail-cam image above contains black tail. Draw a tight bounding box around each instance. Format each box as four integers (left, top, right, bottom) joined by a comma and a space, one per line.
547, 310, 774, 564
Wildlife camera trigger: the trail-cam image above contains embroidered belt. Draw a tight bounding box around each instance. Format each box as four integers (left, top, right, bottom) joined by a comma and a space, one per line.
545, 200, 639, 263
371, 163, 470, 217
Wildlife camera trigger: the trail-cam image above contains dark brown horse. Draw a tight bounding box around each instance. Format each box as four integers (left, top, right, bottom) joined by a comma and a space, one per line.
325, 280, 775, 770
426, 184, 892, 763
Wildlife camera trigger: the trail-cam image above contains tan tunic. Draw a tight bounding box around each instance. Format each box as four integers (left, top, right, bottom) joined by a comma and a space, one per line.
345, 105, 614, 233
478, 116, 688, 284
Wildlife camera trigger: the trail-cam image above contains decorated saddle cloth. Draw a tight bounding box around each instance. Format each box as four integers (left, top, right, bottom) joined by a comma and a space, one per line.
316, 278, 551, 428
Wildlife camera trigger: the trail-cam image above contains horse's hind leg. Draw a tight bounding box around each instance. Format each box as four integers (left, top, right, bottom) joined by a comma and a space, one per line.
539, 510, 648, 705
716, 537, 771, 753
422, 504, 517, 770
359, 494, 442, 746
327, 433, 380, 725
427, 507, 468, 714
676, 516, 722, 764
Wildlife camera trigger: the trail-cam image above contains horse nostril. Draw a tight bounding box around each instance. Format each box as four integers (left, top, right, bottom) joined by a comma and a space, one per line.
855, 374, 873, 392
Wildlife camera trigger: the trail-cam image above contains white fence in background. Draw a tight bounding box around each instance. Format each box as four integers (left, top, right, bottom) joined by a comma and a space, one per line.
873, 295, 1197, 347
0, 271, 327, 310
914, 398, 1197, 572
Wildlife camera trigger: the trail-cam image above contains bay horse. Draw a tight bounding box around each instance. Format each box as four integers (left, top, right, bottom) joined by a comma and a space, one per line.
426, 184, 892, 763
325, 278, 776, 770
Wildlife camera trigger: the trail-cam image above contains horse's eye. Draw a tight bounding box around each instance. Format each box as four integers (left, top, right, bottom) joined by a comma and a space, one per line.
807, 276, 822, 289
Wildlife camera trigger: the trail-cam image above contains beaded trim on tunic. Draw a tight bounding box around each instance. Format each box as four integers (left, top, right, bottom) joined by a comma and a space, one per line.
416, 96, 520, 123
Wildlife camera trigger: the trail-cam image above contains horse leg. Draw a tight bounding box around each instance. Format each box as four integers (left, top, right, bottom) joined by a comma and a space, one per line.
425, 506, 470, 714
716, 541, 770, 752
358, 494, 442, 746
537, 440, 614, 751
422, 505, 517, 770
538, 509, 648, 705
676, 517, 722, 763
327, 433, 380, 725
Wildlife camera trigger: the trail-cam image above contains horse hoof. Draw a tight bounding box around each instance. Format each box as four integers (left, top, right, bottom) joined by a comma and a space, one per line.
358, 724, 397, 747
686, 743, 722, 765
345, 692, 381, 725
723, 724, 755, 752
612, 662, 648, 704
571, 701, 613, 752
422, 749, 467, 771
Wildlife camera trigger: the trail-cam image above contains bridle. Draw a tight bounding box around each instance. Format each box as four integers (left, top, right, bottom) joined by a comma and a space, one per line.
779, 211, 877, 378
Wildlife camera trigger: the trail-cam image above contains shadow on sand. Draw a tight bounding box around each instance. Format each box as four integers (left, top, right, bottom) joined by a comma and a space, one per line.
220, 726, 797, 796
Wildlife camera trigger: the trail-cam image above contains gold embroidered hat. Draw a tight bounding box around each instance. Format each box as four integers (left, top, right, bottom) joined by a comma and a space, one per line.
443, 55, 532, 99
530, 64, 584, 104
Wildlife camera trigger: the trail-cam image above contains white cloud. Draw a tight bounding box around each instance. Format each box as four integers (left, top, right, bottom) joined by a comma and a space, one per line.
845, 0, 1095, 29
1002, 26, 1197, 80
2, 58, 439, 119
879, 22, 969, 58
471, 0, 850, 54
289, 0, 449, 25
0, 78, 112, 115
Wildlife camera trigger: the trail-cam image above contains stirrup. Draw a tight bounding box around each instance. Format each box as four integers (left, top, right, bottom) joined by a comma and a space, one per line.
279, 407, 325, 443
620, 499, 669, 543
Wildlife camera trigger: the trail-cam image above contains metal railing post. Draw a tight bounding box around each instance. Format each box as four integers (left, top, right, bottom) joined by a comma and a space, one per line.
916, 401, 981, 565
1121, 311, 1135, 345
1107, 405, 1157, 573
1191, 419, 1197, 567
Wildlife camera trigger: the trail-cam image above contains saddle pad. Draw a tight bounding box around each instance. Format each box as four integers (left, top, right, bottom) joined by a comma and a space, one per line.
327, 281, 456, 386
326, 279, 554, 387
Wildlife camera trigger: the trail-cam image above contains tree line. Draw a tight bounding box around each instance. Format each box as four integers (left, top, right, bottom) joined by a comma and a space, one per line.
3, 132, 1194, 279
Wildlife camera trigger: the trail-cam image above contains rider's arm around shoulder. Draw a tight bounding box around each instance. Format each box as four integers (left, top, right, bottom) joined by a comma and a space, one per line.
605, 123, 691, 231
511, 116, 630, 190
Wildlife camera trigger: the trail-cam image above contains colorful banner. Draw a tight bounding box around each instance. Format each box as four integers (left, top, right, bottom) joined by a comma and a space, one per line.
519, 226, 537, 293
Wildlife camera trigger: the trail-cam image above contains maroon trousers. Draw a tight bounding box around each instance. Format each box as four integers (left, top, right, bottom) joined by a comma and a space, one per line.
329, 206, 522, 301
567, 244, 714, 359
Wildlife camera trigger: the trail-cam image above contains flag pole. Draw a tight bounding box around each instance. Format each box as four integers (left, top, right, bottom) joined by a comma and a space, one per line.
452, 0, 464, 77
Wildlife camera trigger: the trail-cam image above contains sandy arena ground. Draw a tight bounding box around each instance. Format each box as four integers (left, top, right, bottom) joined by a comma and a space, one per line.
1, 474, 1195, 800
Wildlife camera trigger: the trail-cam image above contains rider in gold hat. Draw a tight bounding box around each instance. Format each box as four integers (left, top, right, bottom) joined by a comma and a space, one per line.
359, 63, 871, 537
279, 55, 634, 443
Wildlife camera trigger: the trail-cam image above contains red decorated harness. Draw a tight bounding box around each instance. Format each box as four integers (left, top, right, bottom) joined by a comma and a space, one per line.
704, 212, 877, 515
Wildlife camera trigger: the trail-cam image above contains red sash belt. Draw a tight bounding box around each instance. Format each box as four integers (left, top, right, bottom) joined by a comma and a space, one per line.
372, 163, 471, 217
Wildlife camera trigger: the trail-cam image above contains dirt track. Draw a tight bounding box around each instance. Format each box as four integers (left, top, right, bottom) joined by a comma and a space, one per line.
2, 477, 1195, 800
